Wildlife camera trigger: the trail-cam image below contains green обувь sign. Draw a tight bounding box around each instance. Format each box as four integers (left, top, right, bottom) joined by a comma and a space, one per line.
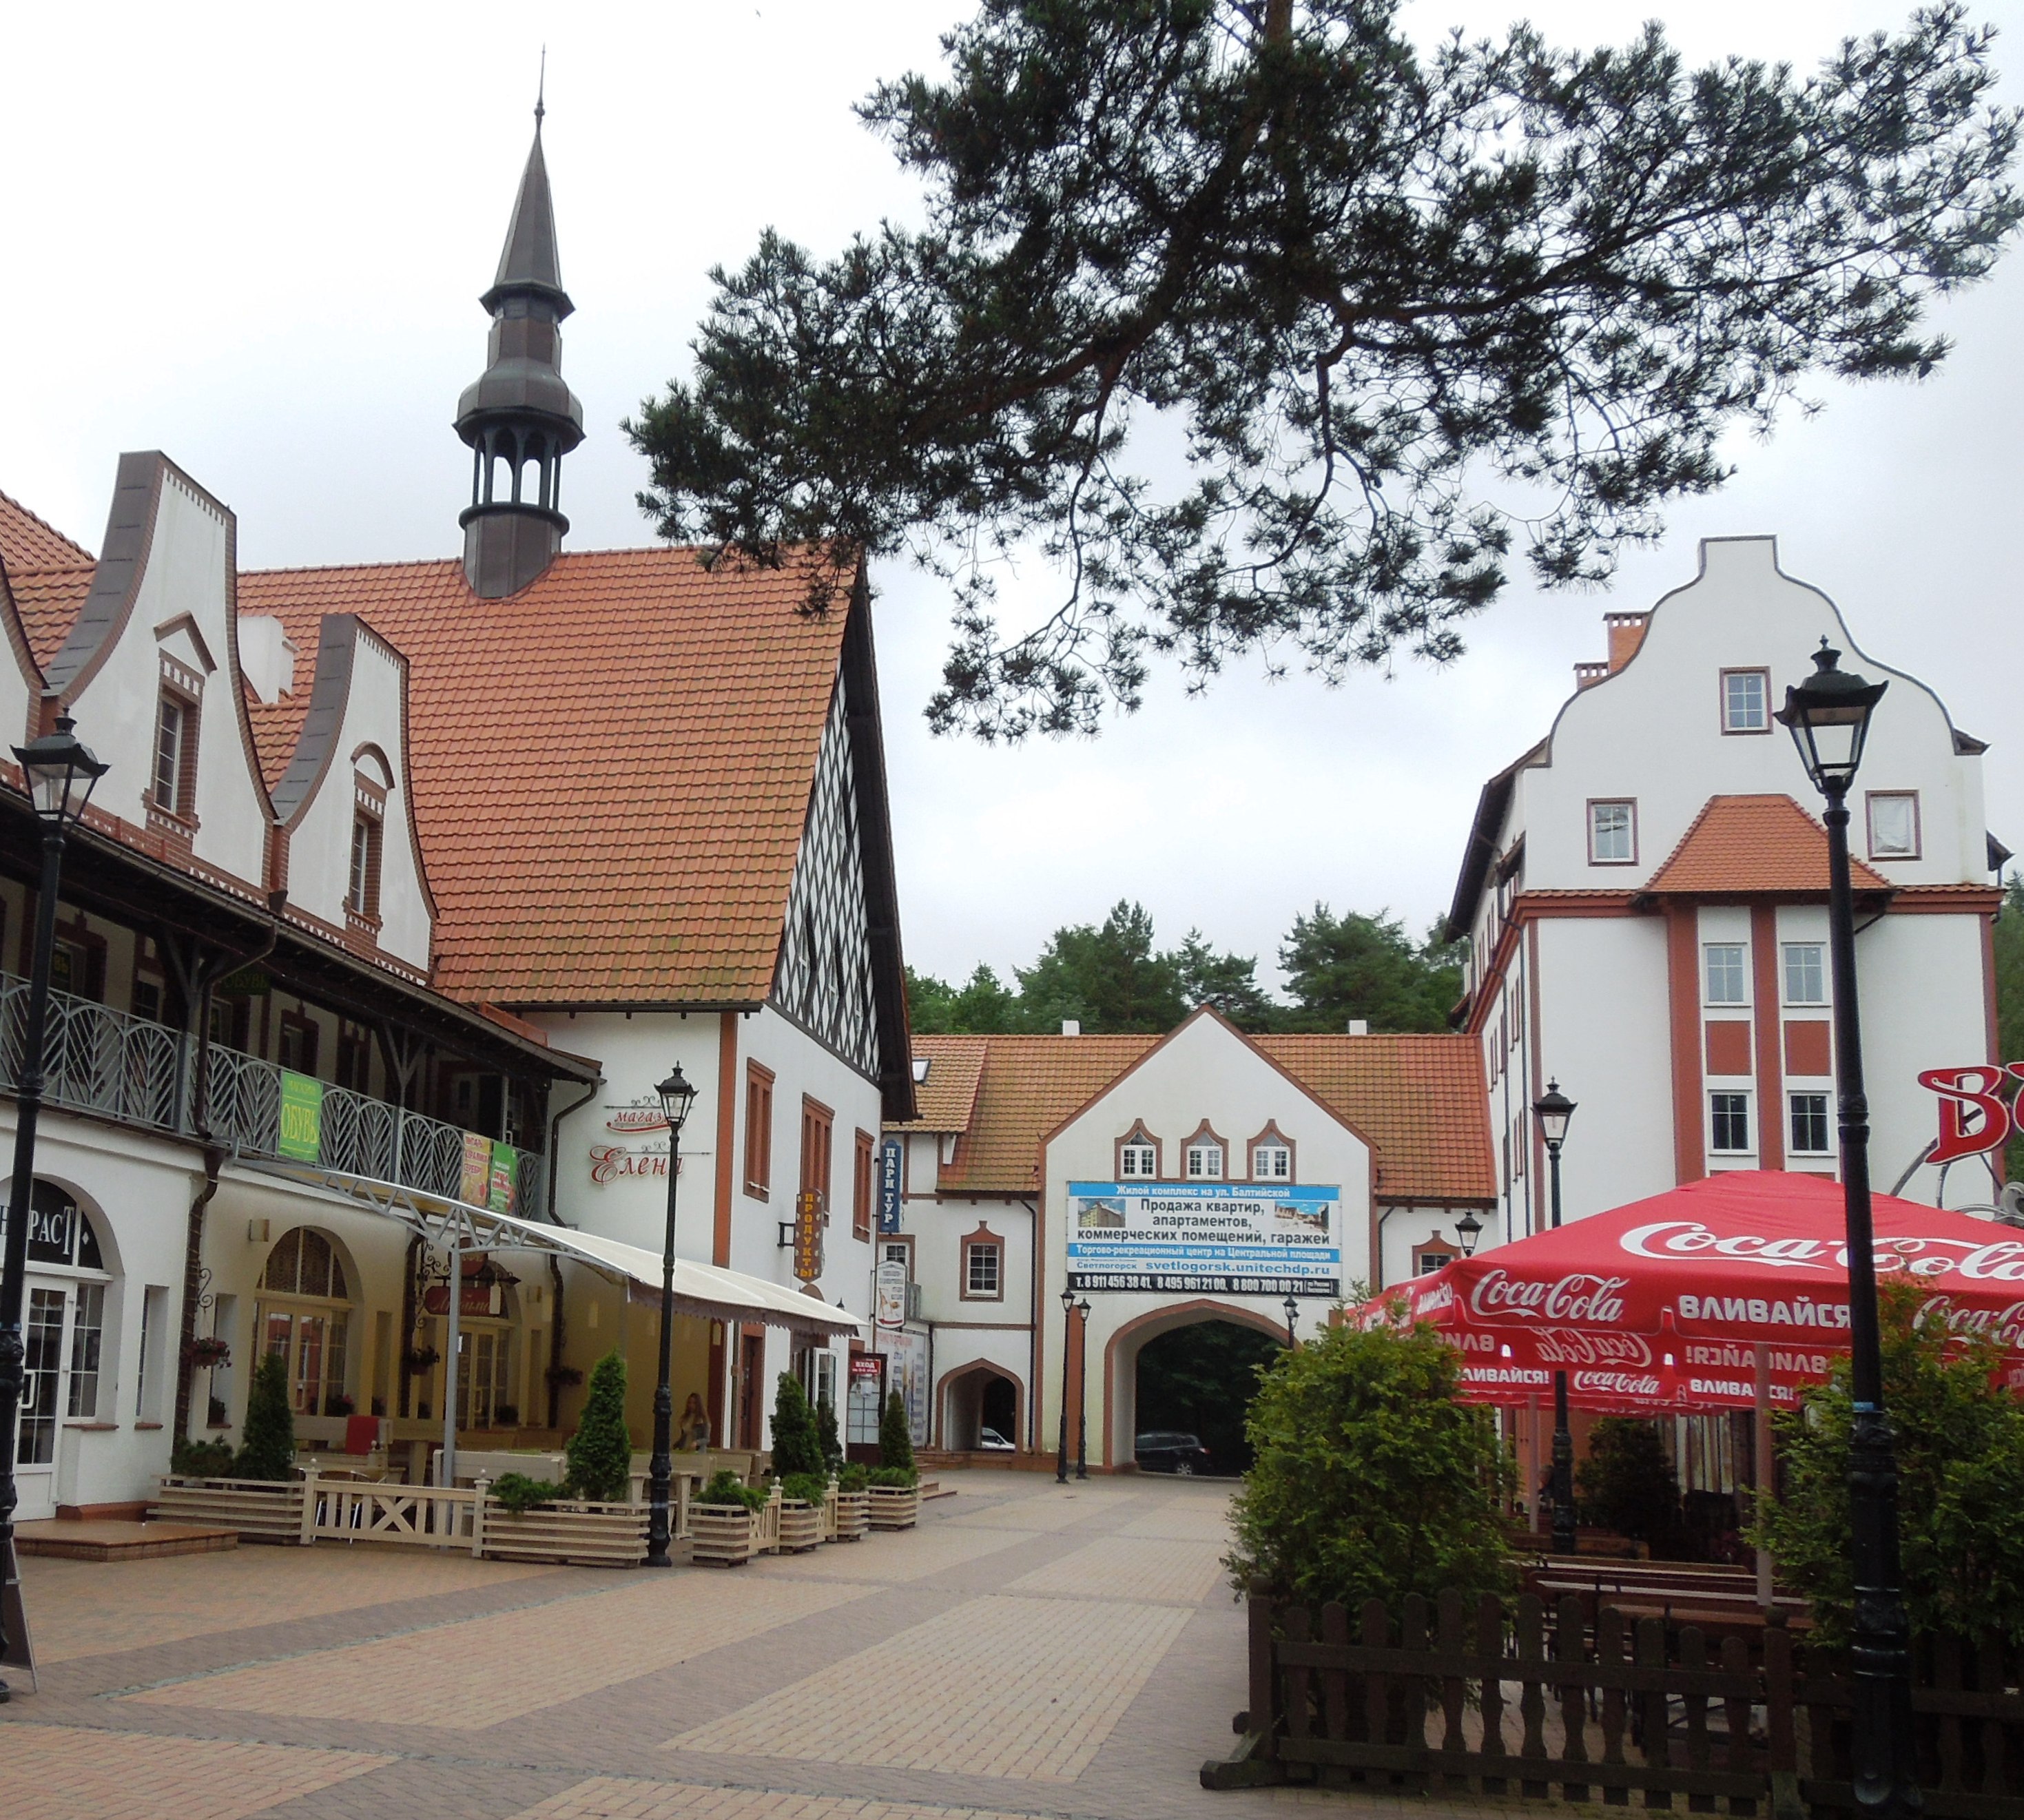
278, 1071, 324, 1162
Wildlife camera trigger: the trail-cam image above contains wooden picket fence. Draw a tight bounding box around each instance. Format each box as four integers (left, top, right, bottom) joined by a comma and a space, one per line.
1204, 1584, 2024, 1817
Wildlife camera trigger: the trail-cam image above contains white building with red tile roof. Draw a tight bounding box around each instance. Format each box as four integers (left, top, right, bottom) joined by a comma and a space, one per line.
1447, 536, 2005, 1250
885, 1011, 1494, 1467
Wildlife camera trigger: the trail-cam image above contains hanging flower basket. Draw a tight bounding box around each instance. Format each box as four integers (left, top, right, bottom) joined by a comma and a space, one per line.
185, 1336, 231, 1369
404, 1346, 441, 1375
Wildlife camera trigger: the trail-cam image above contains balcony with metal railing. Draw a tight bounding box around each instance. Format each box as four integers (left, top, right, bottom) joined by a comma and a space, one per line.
0, 972, 548, 1220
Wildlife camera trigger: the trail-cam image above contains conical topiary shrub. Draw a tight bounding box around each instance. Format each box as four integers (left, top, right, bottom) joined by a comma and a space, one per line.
815, 1390, 843, 1477
565, 1349, 632, 1502
235, 1352, 298, 1481
878, 1387, 915, 1477
770, 1371, 824, 1479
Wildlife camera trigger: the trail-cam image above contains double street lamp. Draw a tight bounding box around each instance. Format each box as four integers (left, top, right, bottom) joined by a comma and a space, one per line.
643, 1063, 699, 1569
1, 717, 108, 1702
1778, 640, 1918, 1819
1532, 1078, 1578, 1558
1056, 1288, 1075, 1484
1074, 1296, 1091, 1480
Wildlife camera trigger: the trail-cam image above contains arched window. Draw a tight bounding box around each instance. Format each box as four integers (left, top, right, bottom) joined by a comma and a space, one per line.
259, 1227, 351, 1417
1181, 1122, 1228, 1181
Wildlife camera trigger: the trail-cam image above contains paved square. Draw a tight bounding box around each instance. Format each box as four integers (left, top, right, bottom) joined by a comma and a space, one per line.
753, 1521, 1036, 1582
510, 1777, 1035, 1819
667, 1591, 1192, 1781
128, 1573, 870, 1728
0, 1722, 389, 1820
1007, 1534, 1229, 1604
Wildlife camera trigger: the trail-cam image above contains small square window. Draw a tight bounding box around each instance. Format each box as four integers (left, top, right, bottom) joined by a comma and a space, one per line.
1789, 1093, 1831, 1155
966, 1243, 1000, 1296
1704, 944, 1747, 1006
1185, 1143, 1223, 1180
1721, 669, 1770, 733
1867, 792, 1920, 860
1710, 1092, 1751, 1155
1589, 800, 1636, 864
1783, 943, 1826, 1006
1119, 1142, 1156, 1179
1252, 1144, 1290, 1181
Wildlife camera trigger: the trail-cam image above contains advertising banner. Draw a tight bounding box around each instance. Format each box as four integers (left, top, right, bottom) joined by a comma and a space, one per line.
794, 1190, 825, 1283
878, 1139, 904, 1233
1066, 1181, 1341, 1297
459, 1132, 492, 1205
488, 1141, 517, 1214
874, 1258, 908, 1330
278, 1071, 324, 1163
876, 1326, 931, 1444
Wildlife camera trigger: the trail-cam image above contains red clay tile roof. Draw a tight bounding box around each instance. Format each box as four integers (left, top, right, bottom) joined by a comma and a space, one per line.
237, 546, 854, 1004
918, 1027, 1493, 1203
0, 490, 93, 575
1644, 794, 1889, 896
8, 566, 94, 670
891, 1034, 990, 1131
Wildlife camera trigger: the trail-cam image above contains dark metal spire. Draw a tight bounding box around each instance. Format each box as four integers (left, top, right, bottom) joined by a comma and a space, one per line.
455, 96, 585, 598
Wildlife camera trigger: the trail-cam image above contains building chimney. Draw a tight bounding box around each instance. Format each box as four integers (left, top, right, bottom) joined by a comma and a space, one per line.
1347, 1018, 1369, 1035
1061, 1019, 1080, 1037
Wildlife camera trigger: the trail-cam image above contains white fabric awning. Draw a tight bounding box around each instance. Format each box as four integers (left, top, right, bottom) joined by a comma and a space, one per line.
236, 1159, 862, 1338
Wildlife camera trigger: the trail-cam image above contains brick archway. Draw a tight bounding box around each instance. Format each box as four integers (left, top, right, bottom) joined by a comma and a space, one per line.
1099, 1298, 1287, 1471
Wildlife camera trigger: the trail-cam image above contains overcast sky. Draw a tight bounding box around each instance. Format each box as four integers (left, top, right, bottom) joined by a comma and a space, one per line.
3, 1, 2018, 995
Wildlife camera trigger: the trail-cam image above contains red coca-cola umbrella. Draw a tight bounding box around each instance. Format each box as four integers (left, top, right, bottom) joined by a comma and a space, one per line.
1354, 1170, 2024, 1415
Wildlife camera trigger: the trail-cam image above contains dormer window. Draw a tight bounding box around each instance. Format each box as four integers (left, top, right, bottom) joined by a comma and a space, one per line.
1252, 1143, 1290, 1181
348, 813, 382, 918
1182, 1124, 1228, 1181
152, 690, 198, 818
1119, 1138, 1157, 1179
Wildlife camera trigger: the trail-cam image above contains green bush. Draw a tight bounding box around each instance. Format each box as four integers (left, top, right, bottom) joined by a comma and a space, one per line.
815, 1391, 844, 1476
770, 1371, 825, 1478
837, 1462, 871, 1493
779, 1470, 831, 1507
172, 1436, 238, 1478
879, 1387, 916, 1474
1576, 1418, 1681, 1546
1226, 1316, 1514, 1611
695, 1467, 765, 1510
234, 1353, 298, 1481
868, 1465, 918, 1489
1753, 1280, 2024, 1646
564, 1349, 633, 1502
489, 1473, 564, 1515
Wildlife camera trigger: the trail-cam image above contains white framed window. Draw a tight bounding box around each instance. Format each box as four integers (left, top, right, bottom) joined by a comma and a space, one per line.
1783, 943, 1826, 1006
1720, 669, 1770, 733
1119, 1141, 1156, 1179
1589, 799, 1636, 865
1789, 1092, 1832, 1156
1703, 944, 1747, 1005
964, 1239, 1002, 1298
348, 813, 382, 918
152, 692, 198, 817
1252, 1144, 1290, 1181
1184, 1141, 1225, 1180
1709, 1092, 1752, 1155
1866, 792, 1921, 860
66, 1281, 105, 1419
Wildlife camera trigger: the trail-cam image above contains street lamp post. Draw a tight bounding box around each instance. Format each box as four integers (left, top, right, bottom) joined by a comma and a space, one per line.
1055, 1287, 1074, 1485
644, 1064, 699, 1569
1456, 1208, 1484, 1258
1778, 640, 1919, 1819
1074, 1296, 1091, 1480
1282, 1292, 1298, 1349
1533, 1079, 1578, 1558
1, 716, 107, 1701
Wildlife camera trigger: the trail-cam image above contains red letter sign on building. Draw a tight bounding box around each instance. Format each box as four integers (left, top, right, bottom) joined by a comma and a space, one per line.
1917, 1063, 2024, 1164
793, 1190, 825, 1283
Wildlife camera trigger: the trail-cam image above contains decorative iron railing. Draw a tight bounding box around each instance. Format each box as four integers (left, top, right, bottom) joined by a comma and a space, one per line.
0, 973, 547, 1220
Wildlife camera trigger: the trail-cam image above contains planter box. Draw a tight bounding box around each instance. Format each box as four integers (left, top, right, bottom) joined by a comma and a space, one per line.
776, 1498, 823, 1553
832, 1488, 870, 1541
152, 1476, 305, 1543
867, 1484, 919, 1530
482, 1500, 649, 1567
690, 1502, 758, 1566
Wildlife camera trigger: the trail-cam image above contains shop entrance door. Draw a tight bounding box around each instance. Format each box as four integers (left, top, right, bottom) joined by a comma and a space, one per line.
15, 1285, 71, 1522
737, 1334, 765, 1448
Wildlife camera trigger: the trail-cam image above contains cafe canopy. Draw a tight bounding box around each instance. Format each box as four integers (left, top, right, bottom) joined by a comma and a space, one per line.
1354, 1171, 2024, 1415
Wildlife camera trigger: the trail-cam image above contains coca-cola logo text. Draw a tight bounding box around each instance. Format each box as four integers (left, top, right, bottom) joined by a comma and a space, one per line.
1467, 1269, 1627, 1324
1627, 1220, 2024, 1283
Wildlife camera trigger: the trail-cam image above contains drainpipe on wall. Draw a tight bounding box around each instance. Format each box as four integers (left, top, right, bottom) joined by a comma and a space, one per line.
542, 1075, 600, 1427
1020, 1197, 1038, 1451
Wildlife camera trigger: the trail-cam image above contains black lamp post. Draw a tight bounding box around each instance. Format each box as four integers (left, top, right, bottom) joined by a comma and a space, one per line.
643, 1063, 699, 1569
1533, 1078, 1578, 1557
1282, 1292, 1299, 1348
1456, 1208, 1484, 1258
1074, 1296, 1091, 1480
1779, 640, 1918, 1819
2, 716, 107, 1701
1056, 1286, 1075, 1484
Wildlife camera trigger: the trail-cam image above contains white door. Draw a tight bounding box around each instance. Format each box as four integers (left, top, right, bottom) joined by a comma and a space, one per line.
15, 1283, 70, 1521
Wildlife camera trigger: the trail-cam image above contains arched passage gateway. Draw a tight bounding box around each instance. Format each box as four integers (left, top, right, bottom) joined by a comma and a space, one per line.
939, 1359, 1022, 1451
1101, 1298, 1286, 1473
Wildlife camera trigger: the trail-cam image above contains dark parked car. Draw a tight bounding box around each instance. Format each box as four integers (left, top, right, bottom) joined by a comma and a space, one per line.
1135, 1430, 1212, 1475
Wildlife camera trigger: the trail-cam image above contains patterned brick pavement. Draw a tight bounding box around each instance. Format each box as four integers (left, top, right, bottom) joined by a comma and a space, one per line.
0, 1470, 1432, 1820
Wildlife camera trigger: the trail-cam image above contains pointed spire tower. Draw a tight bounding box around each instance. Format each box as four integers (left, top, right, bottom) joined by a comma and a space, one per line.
455, 93, 585, 597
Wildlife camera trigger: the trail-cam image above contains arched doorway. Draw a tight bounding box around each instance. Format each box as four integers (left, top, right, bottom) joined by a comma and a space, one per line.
258, 1226, 357, 1416
939, 1361, 1022, 1451
8, 1178, 116, 1521
1102, 1300, 1286, 1473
